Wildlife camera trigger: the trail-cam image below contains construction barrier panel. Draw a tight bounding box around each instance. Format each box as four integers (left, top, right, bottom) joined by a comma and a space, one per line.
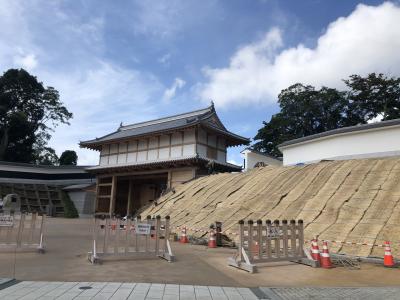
0, 212, 45, 253
228, 219, 316, 273
88, 214, 174, 264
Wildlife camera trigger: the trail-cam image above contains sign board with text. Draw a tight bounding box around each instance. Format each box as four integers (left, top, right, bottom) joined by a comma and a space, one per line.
0, 215, 14, 227
135, 223, 151, 235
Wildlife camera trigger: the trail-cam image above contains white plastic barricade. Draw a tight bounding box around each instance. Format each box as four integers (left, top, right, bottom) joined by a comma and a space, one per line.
88, 215, 174, 264
0, 212, 45, 253
228, 219, 315, 273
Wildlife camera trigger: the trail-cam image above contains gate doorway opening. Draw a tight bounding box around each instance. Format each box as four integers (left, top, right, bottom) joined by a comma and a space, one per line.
96, 173, 168, 216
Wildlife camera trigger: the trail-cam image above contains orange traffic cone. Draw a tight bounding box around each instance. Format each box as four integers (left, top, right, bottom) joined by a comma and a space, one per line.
180, 227, 188, 243
252, 241, 260, 256
208, 229, 217, 248
311, 237, 321, 263
320, 241, 333, 269
384, 241, 396, 268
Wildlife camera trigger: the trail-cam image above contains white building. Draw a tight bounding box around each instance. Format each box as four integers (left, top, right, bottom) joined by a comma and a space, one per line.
241, 148, 282, 171
278, 119, 400, 166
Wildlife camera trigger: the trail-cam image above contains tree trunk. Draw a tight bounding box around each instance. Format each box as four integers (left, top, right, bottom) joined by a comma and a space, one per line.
0, 128, 9, 160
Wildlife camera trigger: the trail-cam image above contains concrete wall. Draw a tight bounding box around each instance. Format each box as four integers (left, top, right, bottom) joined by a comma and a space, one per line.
281, 125, 400, 166
242, 151, 282, 171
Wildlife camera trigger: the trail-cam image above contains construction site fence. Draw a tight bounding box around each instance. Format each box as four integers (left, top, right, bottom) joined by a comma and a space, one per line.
174, 224, 400, 249
88, 214, 174, 264
228, 219, 315, 273
0, 211, 45, 253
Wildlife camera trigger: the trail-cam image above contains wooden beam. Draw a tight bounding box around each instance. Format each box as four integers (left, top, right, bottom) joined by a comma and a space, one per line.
95, 177, 100, 212
167, 170, 172, 188
126, 180, 133, 216
109, 175, 117, 215
96, 166, 198, 178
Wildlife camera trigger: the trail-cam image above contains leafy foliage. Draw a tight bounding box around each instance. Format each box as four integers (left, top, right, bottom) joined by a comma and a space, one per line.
254, 73, 400, 156
61, 191, 79, 218
345, 73, 400, 121
35, 147, 59, 166
59, 150, 78, 165
0, 69, 72, 164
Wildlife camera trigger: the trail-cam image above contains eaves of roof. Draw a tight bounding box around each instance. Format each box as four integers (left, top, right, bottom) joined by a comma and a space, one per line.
278, 118, 400, 149
0, 161, 90, 169
80, 106, 215, 150
85, 155, 242, 174
240, 148, 282, 161
80, 105, 249, 150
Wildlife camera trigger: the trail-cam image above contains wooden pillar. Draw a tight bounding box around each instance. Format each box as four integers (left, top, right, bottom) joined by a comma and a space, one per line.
126, 180, 133, 216
95, 177, 100, 212
167, 171, 172, 189
109, 175, 117, 216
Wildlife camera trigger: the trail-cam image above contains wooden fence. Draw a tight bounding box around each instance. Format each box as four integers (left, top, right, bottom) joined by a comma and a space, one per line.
88, 215, 174, 264
228, 219, 315, 273
0, 212, 45, 253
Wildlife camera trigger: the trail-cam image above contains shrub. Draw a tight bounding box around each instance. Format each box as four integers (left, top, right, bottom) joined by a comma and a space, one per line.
61, 191, 79, 218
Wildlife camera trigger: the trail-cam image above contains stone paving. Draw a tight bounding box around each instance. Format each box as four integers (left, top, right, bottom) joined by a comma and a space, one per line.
1, 281, 400, 299
0, 281, 259, 300
261, 287, 400, 300
0, 278, 14, 286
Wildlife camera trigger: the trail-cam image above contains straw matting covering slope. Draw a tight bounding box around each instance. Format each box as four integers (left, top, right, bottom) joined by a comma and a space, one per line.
142, 158, 400, 257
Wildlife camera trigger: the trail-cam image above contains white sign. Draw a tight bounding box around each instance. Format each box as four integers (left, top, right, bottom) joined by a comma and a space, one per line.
135, 223, 151, 235
268, 227, 282, 237
0, 215, 14, 227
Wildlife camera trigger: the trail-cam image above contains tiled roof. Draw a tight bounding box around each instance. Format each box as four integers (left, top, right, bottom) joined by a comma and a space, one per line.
240, 148, 283, 161
80, 104, 249, 150
279, 118, 400, 149
85, 155, 242, 173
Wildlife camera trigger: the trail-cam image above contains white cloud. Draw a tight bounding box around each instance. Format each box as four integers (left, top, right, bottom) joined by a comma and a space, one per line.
200, 2, 400, 107
0, 0, 165, 165
163, 77, 186, 102
14, 53, 38, 71
132, 1, 182, 38
127, 0, 221, 40
158, 53, 171, 66
45, 61, 163, 163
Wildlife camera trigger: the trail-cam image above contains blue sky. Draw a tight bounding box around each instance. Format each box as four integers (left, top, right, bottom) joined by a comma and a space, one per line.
1, 0, 399, 165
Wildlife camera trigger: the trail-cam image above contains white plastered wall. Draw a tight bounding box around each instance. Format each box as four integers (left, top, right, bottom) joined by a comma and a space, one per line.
281, 125, 400, 166
97, 127, 231, 166
242, 150, 282, 171
99, 128, 197, 166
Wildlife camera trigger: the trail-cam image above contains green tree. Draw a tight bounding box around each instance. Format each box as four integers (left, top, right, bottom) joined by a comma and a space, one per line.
61, 191, 79, 218
59, 150, 78, 165
254, 73, 400, 157
0, 69, 72, 163
345, 73, 400, 121
254, 83, 352, 156
35, 147, 59, 166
